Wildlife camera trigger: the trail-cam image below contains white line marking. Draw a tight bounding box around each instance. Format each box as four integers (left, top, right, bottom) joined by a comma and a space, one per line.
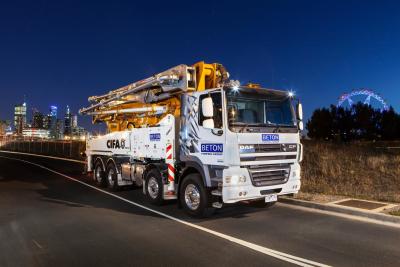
32, 239, 43, 249
0, 150, 85, 164
0, 155, 330, 267
278, 203, 400, 229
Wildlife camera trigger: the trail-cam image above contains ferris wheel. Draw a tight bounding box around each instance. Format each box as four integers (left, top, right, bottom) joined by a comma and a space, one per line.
337, 89, 389, 111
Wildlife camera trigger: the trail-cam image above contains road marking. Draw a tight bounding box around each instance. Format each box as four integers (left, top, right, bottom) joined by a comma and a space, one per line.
32, 239, 43, 249
278, 203, 400, 229
0, 155, 330, 267
0, 150, 85, 164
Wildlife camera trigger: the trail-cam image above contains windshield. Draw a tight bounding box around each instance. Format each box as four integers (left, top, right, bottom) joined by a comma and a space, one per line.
226, 88, 296, 130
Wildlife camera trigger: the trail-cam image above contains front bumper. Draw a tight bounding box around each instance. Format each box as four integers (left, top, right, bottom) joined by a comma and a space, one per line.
222, 163, 301, 204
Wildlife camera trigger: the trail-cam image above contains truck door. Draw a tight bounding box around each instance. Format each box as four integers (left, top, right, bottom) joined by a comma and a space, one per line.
195, 91, 225, 166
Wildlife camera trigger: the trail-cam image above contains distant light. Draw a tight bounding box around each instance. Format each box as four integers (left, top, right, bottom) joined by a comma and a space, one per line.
232, 86, 239, 92
288, 90, 295, 97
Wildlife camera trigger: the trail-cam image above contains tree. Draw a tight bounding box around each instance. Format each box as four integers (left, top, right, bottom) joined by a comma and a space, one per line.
306, 102, 400, 141
306, 108, 333, 140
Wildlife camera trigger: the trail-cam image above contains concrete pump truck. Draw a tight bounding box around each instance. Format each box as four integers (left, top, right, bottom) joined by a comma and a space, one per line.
80, 61, 304, 217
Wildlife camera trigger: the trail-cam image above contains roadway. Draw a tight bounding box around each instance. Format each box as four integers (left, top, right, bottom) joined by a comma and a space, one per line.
0, 152, 399, 267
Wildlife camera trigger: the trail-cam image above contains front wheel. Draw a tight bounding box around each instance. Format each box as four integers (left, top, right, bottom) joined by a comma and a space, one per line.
179, 173, 214, 218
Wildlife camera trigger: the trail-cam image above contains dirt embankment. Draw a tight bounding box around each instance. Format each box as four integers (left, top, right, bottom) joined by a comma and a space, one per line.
301, 140, 400, 203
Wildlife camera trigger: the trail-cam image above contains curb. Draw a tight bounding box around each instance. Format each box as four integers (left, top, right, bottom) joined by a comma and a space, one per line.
279, 197, 400, 224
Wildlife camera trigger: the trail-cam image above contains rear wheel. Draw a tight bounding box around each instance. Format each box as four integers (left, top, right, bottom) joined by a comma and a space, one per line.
144, 169, 164, 205
93, 160, 106, 187
180, 173, 214, 218
106, 162, 120, 191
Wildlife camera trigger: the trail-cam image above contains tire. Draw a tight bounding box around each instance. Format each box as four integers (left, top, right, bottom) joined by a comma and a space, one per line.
106, 162, 120, 191
144, 168, 164, 205
93, 160, 107, 187
179, 173, 214, 218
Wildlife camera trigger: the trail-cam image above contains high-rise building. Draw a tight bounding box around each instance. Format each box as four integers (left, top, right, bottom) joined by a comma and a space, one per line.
43, 114, 51, 130
32, 111, 44, 129
48, 105, 58, 139
50, 105, 57, 117
0, 120, 11, 136
14, 102, 27, 134
56, 119, 64, 139
64, 105, 72, 135
72, 114, 78, 128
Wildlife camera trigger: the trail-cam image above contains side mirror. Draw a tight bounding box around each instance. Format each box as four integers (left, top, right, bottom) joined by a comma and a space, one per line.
201, 97, 214, 129
203, 119, 215, 129
202, 97, 214, 117
298, 121, 304, 131
297, 103, 303, 121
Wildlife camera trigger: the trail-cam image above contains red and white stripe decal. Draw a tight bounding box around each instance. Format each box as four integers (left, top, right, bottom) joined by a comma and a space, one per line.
167, 163, 175, 182
166, 144, 172, 159
166, 143, 175, 192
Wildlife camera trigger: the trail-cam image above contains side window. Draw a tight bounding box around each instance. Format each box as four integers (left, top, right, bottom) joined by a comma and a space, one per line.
199, 93, 223, 129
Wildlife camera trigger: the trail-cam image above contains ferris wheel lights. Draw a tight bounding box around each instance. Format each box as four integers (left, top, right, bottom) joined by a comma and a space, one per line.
337, 89, 389, 112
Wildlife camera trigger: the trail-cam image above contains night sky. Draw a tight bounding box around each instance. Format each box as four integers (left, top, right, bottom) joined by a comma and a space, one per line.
1, 0, 399, 132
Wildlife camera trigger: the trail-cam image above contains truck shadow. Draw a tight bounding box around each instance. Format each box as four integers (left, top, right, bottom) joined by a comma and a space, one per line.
0, 154, 272, 222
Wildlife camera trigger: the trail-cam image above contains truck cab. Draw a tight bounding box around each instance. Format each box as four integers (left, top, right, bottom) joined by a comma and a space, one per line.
178, 85, 303, 215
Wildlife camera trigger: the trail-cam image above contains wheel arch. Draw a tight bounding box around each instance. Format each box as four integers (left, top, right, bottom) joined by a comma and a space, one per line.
179, 162, 207, 187
106, 157, 118, 172
94, 156, 106, 171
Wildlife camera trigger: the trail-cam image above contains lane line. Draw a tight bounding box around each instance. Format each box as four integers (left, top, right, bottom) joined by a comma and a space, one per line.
277, 203, 400, 229
32, 239, 43, 249
0, 155, 330, 267
0, 150, 85, 164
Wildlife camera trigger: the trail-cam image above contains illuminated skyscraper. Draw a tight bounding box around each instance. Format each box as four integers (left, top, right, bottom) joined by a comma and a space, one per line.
14, 102, 27, 134
32, 110, 44, 129
48, 105, 58, 139
64, 105, 72, 135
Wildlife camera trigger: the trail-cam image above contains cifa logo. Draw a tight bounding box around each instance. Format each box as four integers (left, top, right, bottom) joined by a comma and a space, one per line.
107, 139, 126, 149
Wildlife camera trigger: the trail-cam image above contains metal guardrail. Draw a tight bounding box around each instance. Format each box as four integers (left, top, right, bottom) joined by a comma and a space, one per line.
0, 136, 85, 160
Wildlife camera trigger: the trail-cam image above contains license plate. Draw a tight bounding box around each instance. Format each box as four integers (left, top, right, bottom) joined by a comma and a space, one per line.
265, 194, 277, 203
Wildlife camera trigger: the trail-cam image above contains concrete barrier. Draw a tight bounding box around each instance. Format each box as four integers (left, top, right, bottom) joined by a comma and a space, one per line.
0, 136, 85, 160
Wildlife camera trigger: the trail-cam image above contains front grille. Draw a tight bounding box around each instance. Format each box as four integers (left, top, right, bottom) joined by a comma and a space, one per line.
255, 144, 281, 153
241, 143, 298, 153
248, 164, 290, 186
241, 155, 297, 162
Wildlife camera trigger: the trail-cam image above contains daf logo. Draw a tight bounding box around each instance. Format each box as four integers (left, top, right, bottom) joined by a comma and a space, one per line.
239, 145, 255, 153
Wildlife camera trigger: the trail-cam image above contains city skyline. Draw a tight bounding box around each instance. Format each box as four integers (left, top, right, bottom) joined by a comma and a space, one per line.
1, 1, 400, 131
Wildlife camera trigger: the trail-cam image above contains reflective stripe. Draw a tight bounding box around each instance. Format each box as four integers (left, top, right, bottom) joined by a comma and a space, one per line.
166, 143, 175, 192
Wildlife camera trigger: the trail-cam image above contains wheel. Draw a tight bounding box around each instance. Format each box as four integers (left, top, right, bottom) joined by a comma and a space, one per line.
106, 162, 120, 191
144, 168, 164, 205
250, 199, 277, 208
179, 173, 214, 218
93, 160, 107, 187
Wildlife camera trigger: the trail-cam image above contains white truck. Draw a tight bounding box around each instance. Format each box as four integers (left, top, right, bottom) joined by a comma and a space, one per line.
81, 62, 304, 217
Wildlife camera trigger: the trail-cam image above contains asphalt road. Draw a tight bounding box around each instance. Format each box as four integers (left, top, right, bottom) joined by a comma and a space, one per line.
0, 152, 400, 267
